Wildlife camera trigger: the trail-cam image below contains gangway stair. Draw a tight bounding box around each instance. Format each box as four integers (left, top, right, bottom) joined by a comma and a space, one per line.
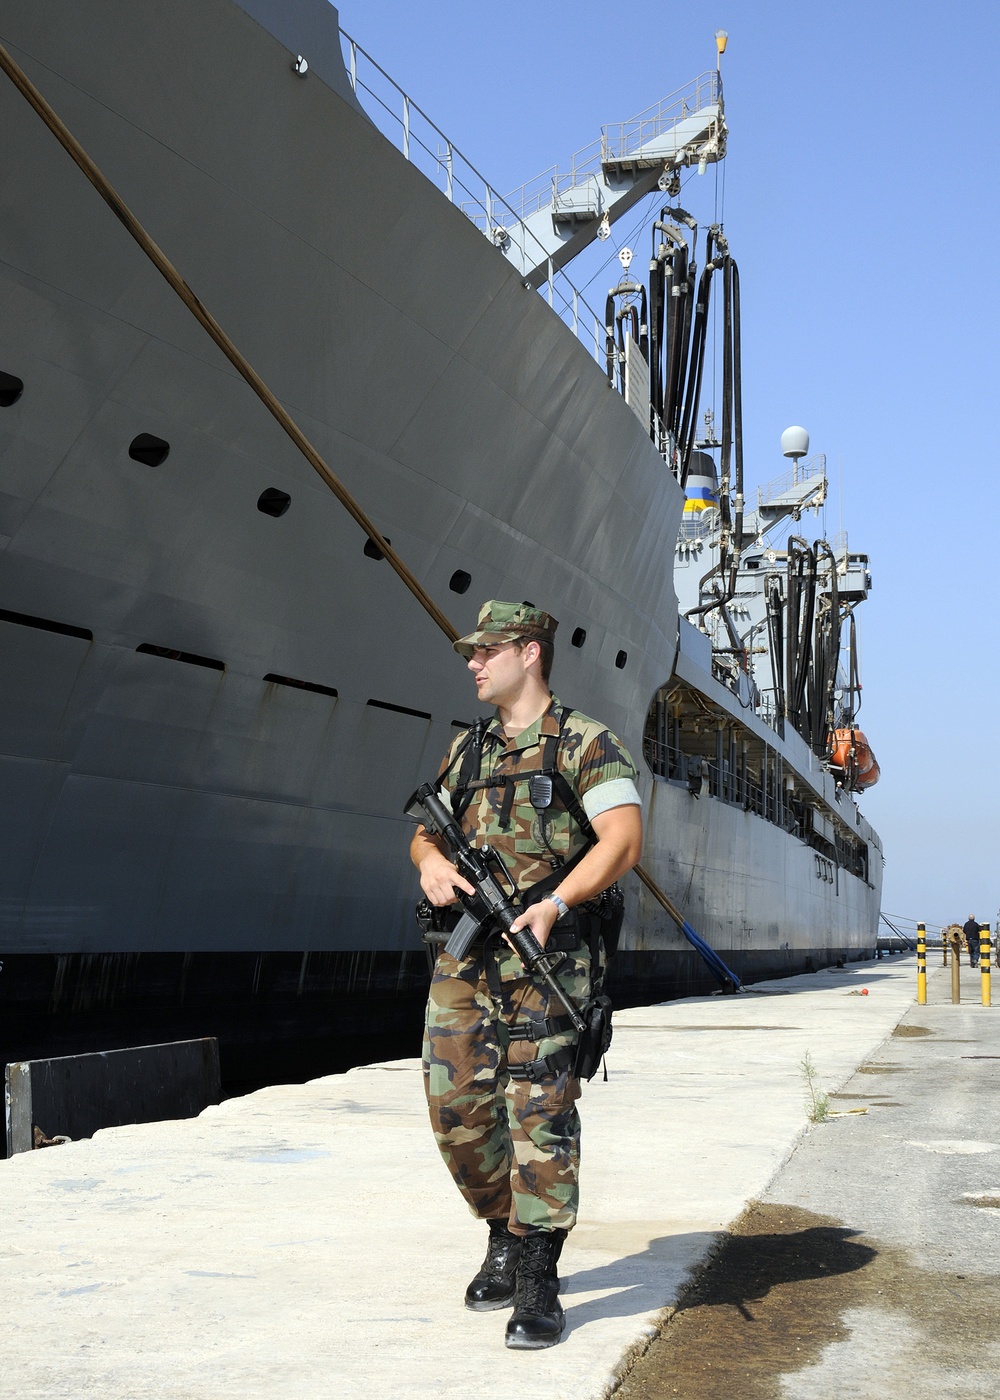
472, 72, 726, 284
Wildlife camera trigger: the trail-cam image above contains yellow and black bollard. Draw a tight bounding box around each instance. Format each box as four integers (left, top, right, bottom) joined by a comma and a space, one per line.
917, 923, 927, 1005
981, 924, 992, 1007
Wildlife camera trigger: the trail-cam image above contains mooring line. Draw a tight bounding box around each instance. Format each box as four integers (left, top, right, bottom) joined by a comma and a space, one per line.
0, 39, 458, 644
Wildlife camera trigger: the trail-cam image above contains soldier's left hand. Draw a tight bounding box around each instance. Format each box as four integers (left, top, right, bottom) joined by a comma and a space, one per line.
507, 898, 560, 950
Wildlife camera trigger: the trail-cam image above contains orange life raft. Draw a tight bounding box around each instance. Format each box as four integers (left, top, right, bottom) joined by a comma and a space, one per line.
828, 728, 880, 791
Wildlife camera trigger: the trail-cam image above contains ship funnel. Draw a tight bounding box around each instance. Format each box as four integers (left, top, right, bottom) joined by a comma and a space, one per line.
681, 450, 719, 538
781, 426, 809, 460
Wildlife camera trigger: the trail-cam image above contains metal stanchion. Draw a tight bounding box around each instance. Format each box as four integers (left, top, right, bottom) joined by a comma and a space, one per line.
981, 925, 992, 1007
917, 923, 927, 1005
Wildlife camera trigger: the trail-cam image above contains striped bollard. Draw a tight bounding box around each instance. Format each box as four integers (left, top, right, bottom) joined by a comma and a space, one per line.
917, 923, 927, 1005
981, 924, 992, 1007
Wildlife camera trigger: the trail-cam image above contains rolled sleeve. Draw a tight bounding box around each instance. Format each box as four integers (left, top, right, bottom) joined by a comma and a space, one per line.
581, 777, 642, 820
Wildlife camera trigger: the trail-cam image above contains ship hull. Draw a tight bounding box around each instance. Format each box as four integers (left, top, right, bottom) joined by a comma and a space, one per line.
0, 0, 882, 1082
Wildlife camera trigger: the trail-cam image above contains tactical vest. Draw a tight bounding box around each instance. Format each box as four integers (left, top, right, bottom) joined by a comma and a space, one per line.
437, 705, 624, 957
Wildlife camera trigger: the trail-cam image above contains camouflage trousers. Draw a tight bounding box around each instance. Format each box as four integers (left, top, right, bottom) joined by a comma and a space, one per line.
422, 938, 593, 1236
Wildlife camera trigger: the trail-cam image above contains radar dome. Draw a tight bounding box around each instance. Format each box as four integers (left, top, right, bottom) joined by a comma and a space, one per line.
781, 426, 809, 460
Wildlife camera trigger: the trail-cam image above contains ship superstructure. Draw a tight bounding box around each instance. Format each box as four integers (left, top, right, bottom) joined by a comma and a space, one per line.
0, 0, 882, 1084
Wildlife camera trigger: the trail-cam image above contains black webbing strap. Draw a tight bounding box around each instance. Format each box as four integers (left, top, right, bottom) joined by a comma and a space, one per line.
506, 1046, 575, 1082
507, 1013, 577, 1043
498, 776, 516, 830
448, 717, 487, 821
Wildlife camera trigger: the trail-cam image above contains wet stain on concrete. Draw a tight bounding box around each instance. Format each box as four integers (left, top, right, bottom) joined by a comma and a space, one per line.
892, 1025, 934, 1037
856, 1063, 911, 1074
828, 1092, 903, 1107
611, 1202, 1000, 1399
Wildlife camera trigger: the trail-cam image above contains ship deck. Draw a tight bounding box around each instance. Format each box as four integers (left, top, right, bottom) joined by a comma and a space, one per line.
1, 957, 925, 1398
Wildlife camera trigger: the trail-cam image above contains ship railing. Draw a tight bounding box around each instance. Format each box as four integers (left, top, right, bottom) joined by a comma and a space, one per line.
601, 72, 722, 167
829, 530, 852, 566
340, 29, 606, 367
756, 453, 827, 508
489, 137, 604, 227
646, 738, 789, 829
482, 72, 722, 228
644, 730, 870, 879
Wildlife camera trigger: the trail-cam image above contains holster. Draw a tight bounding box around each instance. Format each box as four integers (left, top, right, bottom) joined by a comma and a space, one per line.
573, 992, 614, 1081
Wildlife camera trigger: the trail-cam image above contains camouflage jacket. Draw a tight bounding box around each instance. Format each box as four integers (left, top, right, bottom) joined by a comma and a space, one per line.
437, 695, 638, 893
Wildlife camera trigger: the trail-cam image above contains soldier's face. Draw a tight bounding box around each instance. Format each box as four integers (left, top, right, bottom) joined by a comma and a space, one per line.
467, 642, 528, 706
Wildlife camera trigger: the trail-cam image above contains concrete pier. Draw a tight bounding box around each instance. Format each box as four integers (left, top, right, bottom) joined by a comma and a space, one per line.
1, 959, 919, 1399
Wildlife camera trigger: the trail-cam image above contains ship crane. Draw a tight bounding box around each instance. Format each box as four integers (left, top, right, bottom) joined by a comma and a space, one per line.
486, 70, 726, 285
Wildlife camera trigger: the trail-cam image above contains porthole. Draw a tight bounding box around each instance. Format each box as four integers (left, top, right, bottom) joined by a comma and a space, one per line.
0, 607, 91, 641
264, 673, 337, 698
136, 642, 224, 671
257, 488, 291, 517
366, 698, 431, 720
449, 570, 472, 594
615, 650, 628, 670
0, 371, 24, 407
128, 433, 170, 467
571, 627, 587, 648
364, 536, 390, 560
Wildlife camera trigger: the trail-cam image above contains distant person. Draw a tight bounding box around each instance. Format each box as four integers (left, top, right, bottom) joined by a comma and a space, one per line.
963, 914, 981, 968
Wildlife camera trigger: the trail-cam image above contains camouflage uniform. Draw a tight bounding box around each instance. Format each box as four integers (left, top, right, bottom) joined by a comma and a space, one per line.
422, 684, 637, 1237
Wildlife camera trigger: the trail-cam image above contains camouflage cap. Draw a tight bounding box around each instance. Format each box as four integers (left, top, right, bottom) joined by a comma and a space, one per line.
453, 599, 559, 658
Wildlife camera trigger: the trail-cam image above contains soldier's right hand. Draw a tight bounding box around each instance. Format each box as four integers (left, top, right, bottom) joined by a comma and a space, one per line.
418, 850, 477, 906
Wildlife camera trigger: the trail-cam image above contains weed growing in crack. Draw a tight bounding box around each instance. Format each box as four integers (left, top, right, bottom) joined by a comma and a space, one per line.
801, 1050, 830, 1123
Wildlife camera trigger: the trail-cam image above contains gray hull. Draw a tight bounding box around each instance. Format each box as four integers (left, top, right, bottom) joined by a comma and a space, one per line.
0, 0, 882, 1072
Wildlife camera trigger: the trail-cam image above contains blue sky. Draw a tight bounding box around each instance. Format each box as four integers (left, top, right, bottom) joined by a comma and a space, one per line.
336, 1, 1000, 932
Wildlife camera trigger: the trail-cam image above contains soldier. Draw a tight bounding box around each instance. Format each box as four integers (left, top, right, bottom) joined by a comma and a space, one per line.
410, 600, 643, 1350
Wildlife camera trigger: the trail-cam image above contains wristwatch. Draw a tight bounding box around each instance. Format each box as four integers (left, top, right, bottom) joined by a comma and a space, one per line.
545, 893, 569, 920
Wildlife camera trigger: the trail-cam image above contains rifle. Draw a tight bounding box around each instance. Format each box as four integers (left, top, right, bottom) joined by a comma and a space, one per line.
405, 782, 586, 1034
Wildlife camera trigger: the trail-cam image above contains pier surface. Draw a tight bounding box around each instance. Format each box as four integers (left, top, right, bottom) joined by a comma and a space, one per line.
1, 957, 957, 1399
618, 958, 1000, 1398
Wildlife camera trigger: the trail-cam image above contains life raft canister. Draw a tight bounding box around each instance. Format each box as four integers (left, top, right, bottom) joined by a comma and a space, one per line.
828, 728, 880, 790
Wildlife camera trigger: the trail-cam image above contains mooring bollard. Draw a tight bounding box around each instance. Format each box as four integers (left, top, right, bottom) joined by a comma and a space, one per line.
981, 924, 992, 1007
917, 923, 927, 1005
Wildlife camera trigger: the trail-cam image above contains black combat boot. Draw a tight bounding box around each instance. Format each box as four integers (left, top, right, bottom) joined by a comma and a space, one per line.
504, 1228, 567, 1349
465, 1219, 522, 1311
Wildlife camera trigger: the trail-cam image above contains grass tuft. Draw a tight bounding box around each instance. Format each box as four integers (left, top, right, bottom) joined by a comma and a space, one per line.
801, 1050, 830, 1123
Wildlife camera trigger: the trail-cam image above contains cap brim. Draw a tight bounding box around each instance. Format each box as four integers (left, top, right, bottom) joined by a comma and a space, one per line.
452, 630, 519, 658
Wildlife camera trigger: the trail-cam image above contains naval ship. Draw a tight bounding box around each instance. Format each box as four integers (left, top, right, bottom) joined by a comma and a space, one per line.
0, 0, 883, 1085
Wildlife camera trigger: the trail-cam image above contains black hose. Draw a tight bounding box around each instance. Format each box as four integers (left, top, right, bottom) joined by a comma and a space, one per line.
727, 260, 744, 595
662, 243, 689, 437
845, 610, 861, 721
811, 541, 841, 754
766, 575, 786, 725
677, 260, 716, 484
786, 537, 816, 734
604, 292, 616, 384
